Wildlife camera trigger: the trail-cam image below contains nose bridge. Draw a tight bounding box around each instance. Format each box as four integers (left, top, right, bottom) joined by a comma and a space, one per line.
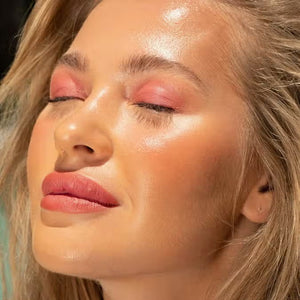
53, 95, 113, 171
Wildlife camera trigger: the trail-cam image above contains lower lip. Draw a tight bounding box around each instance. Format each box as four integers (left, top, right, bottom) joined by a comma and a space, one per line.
41, 195, 115, 214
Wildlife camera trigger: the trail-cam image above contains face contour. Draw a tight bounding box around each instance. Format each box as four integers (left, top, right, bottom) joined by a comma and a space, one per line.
27, 0, 247, 280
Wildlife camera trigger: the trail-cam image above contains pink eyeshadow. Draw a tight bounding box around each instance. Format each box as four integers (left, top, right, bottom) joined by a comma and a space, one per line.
50, 69, 88, 99
132, 80, 184, 110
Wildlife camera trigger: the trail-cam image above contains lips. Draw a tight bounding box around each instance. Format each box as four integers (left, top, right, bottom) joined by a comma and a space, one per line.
41, 172, 120, 208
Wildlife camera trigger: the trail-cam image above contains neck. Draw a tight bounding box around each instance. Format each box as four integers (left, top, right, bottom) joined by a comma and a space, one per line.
99, 251, 231, 300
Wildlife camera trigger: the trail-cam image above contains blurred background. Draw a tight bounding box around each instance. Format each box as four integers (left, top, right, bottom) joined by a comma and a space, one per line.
0, 0, 33, 79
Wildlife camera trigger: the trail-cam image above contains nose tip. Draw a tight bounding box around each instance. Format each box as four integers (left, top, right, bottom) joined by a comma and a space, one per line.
54, 120, 113, 172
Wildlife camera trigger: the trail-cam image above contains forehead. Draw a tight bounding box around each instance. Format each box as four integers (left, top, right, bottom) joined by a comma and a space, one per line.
70, 0, 234, 86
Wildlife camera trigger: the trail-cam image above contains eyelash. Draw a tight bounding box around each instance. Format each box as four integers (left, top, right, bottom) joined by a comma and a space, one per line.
47, 96, 81, 103
47, 96, 175, 128
130, 102, 174, 128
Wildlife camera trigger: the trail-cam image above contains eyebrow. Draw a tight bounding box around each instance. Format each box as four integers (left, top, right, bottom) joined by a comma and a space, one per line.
55, 52, 89, 73
55, 52, 205, 91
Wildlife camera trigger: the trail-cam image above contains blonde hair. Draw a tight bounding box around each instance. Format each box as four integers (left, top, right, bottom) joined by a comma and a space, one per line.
0, 0, 299, 299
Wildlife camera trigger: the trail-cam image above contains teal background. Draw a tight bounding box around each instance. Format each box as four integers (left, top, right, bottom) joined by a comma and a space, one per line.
0, 205, 11, 300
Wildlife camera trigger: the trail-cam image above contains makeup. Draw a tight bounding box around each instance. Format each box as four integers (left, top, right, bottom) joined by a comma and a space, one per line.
132, 80, 181, 110
41, 172, 120, 214
27, 0, 248, 289
50, 68, 88, 100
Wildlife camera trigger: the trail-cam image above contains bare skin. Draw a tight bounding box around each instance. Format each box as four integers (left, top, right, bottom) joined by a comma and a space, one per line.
26, 0, 272, 299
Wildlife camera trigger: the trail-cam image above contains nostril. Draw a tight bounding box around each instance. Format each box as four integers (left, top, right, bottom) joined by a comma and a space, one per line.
86, 146, 94, 153
74, 145, 94, 153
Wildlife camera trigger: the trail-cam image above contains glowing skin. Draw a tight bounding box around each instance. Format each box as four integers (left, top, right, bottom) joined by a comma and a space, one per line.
26, 0, 271, 299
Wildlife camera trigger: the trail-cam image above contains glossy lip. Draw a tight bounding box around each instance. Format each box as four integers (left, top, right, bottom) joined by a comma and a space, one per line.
41, 171, 120, 208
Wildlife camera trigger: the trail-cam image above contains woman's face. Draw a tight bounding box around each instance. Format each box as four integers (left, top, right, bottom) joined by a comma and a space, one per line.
27, 0, 247, 279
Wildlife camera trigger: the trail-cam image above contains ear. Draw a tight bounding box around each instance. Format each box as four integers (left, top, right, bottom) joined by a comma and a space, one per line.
241, 175, 273, 224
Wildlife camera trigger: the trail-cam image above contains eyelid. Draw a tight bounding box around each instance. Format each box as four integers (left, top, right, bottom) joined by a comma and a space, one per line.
49, 68, 89, 100
128, 79, 185, 112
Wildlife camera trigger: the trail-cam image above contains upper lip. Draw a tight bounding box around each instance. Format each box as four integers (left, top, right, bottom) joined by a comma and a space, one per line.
42, 172, 120, 207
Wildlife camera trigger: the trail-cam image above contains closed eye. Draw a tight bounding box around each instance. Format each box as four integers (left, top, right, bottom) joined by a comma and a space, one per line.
48, 96, 84, 103
134, 102, 175, 113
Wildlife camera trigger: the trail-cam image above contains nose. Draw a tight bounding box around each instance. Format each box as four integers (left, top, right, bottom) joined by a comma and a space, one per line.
53, 110, 113, 172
